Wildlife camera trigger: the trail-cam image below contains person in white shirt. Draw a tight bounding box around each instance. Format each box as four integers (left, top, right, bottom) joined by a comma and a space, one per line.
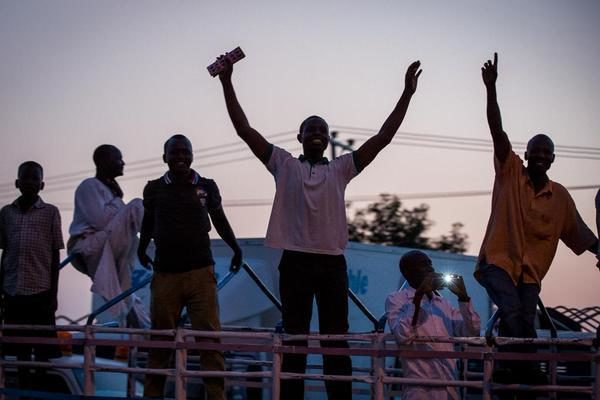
67, 144, 146, 326
218, 54, 422, 400
385, 250, 480, 400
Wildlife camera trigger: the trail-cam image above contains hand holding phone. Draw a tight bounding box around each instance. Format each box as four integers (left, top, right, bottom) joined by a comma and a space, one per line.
207, 47, 245, 77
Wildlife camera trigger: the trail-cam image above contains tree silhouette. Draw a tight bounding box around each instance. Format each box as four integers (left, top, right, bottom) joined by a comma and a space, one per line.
347, 194, 468, 254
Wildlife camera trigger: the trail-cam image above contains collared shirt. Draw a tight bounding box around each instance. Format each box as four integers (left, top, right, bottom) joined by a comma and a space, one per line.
264, 145, 359, 255
385, 286, 480, 400
69, 177, 126, 237
476, 149, 596, 286
143, 170, 221, 272
0, 197, 64, 296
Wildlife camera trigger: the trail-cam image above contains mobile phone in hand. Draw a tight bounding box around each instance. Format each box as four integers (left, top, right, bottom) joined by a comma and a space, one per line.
207, 47, 245, 77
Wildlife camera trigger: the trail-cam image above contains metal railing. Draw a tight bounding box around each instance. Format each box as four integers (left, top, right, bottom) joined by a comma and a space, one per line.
0, 325, 597, 400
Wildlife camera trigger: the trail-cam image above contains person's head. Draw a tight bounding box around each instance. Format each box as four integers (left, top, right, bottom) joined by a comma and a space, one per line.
297, 115, 330, 158
163, 134, 193, 176
15, 161, 44, 198
93, 144, 124, 179
525, 134, 555, 177
399, 250, 435, 289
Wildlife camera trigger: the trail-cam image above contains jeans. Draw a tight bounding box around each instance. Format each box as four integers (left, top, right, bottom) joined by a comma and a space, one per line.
478, 263, 544, 399
477, 264, 539, 340
279, 250, 352, 400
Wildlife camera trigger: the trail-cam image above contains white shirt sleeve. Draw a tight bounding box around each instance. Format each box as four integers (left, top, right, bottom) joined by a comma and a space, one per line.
73, 179, 121, 231
332, 152, 359, 184
265, 146, 293, 177
385, 292, 417, 343
451, 300, 481, 337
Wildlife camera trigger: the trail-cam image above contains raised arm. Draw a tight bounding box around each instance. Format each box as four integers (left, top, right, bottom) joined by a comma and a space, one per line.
447, 276, 480, 336
209, 207, 243, 272
353, 61, 422, 171
596, 189, 600, 269
482, 52, 510, 163
596, 189, 600, 245
218, 57, 271, 164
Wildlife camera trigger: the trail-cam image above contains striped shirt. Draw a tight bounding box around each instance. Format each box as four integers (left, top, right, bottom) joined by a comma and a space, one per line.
0, 197, 64, 295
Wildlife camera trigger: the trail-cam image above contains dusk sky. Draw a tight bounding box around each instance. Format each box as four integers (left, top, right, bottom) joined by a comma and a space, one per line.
1, 1, 598, 320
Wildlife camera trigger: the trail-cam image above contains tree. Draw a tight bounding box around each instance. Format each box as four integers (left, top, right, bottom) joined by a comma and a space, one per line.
431, 222, 468, 254
347, 194, 468, 254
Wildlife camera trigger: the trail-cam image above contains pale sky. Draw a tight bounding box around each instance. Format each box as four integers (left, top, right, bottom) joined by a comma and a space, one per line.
1, 0, 598, 320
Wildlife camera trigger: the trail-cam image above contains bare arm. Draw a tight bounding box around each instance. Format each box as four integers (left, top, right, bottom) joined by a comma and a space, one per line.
137, 185, 154, 268
597, 190, 600, 269
209, 207, 243, 271
596, 189, 600, 244
218, 57, 271, 163
50, 249, 60, 312
482, 52, 510, 163
353, 61, 422, 171
586, 239, 599, 255
137, 212, 153, 268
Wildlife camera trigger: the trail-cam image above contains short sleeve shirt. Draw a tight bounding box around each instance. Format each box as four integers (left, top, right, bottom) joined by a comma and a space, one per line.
0, 197, 64, 295
143, 170, 221, 272
476, 149, 596, 286
264, 146, 359, 255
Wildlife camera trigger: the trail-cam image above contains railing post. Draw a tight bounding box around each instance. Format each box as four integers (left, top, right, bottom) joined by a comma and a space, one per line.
83, 325, 96, 396
594, 347, 600, 400
174, 327, 187, 400
549, 342, 558, 400
127, 341, 137, 398
482, 345, 494, 400
372, 333, 385, 400
271, 332, 282, 400
0, 326, 5, 400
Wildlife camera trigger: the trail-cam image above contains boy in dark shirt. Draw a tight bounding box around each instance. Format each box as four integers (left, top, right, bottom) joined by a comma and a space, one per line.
138, 134, 242, 400
0, 161, 64, 391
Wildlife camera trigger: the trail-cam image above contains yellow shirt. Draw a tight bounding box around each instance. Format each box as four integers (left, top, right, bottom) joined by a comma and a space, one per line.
475, 150, 596, 286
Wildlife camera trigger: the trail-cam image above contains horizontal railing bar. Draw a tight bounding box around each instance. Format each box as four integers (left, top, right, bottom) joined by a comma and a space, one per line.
383, 376, 484, 388
0, 360, 82, 369
280, 372, 374, 384
1, 324, 595, 346
1, 340, 594, 363
491, 384, 592, 393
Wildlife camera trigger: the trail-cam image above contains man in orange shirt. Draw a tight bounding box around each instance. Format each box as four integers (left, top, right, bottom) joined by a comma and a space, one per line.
475, 53, 598, 383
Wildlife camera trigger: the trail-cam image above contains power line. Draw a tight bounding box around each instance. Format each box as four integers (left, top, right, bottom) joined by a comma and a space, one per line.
0, 137, 298, 199
0, 130, 298, 190
331, 125, 600, 154
340, 130, 600, 160
200, 184, 600, 208
0, 146, 303, 199
3, 124, 598, 200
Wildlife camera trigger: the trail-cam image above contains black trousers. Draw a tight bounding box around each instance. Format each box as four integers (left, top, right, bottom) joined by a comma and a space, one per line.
278, 250, 352, 400
2, 290, 60, 395
3, 289, 59, 360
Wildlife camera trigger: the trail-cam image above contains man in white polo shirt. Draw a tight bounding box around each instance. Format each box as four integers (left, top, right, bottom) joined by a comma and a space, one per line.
218, 57, 421, 400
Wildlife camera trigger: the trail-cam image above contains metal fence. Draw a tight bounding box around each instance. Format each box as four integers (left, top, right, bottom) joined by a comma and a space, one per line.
0, 324, 598, 400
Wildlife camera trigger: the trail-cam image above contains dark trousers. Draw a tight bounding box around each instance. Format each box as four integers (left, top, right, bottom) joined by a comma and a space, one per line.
478, 264, 539, 341
278, 250, 352, 400
2, 290, 60, 395
478, 263, 543, 398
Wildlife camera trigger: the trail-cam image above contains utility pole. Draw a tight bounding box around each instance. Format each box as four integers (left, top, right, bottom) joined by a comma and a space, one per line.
329, 130, 355, 160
